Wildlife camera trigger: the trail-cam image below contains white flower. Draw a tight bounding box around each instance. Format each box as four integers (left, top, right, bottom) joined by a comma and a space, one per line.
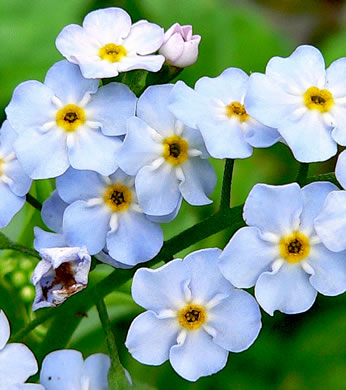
159, 23, 201, 68
0, 310, 43, 389
219, 182, 346, 315
245, 45, 346, 162
56, 7, 165, 79
40, 350, 110, 389
126, 248, 261, 381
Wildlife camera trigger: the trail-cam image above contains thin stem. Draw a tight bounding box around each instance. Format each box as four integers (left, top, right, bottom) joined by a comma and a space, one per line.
220, 159, 234, 210
96, 298, 131, 390
26, 194, 42, 211
296, 163, 309, 186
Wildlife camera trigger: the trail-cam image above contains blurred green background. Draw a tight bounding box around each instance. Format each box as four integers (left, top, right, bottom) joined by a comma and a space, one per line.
0, 0, 345, 389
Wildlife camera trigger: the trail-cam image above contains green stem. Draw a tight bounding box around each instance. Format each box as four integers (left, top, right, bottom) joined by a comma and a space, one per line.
220, 159, 234, 210
296, 163, 309, 186
26, 194, 42, 211
96, 298, 131, 390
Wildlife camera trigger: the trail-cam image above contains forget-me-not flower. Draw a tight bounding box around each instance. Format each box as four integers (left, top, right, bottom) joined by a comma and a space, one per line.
126, 248, 261, 381
219, 182, 346, 315
245, 45, 346, 162
6, 60, 136, 179
0, 310, 43, 389
57, 168, 164, 266
56, 7, 165, 79
0, 121, 32, 228
168, 68, 280, 159
40, 350, 110, 389
117, 84, 216, 216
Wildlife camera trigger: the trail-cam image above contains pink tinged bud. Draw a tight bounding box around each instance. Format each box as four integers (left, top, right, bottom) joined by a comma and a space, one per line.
159, 23, 201, 68
31, 246, 91, 311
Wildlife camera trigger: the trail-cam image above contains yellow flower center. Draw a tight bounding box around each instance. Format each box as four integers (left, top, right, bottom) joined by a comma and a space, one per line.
0, 158, 3, 176
103, 184, 132, 212
226, 102, 249, 122
99, 43, 127, 63
303, 86, 334, 113
162, 135, 189, 166
178, 303, 207, 330
56, 104, 86, 132
279, 231, 310, 263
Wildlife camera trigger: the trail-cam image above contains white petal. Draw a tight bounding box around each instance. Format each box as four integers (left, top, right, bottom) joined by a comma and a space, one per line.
83, 354, 110, 390
126, 311, 179, 365
169, 330, 228, 382
326, 57, 346, 98
124, 20, 164, 54
0, 310, 10, 350
255, 262, 317, 315
335, 149, 346, 189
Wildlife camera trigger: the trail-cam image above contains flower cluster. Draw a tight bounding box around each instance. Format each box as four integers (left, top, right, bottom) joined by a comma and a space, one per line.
0, 5, 346, 388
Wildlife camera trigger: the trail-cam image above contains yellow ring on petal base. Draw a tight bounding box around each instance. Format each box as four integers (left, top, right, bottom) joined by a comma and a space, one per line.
103, 184, 132, 212
56, 104, 86, 132
163, 135, 189, 166
99, 43, 127, 63
0, 158, 3, 176
226, 102, 249, 122
280, 231, 310, 263
304, 87, 334, 113
178, 303, 207, 331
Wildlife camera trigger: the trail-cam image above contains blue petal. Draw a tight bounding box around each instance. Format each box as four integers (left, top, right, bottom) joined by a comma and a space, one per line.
34, 228, 66, 251
0, 121, 18, 155
44, 60, 99, 103
106, 210, 163, 265
125, 311, 179, 365
335, 150, 346, 189
87, 82, 137, 136
326, 57, 346, 98
209, 289, 261, 352
184, 248, 232, 302
255, 263, 317, 315
131, 259, 188, 312
68, 128, 121, 175
41, 190, 68, 233
314, 190, 346, 252
136, 164, 180, 216
137, 84, 176, 138
117, 117, 161, 175
179, 158, 216, 206
300, 181, 338, 235
0, 182, 25, 228
219, 227, 277, 288
63, 201, 110, 254
4, 159, 32, 197
5, 81, 55, 133
195, 67, 248, 103
243, 183, 302, 236
145, 196, 182, 223
306, 244, 346, 296
14, 127, 69, 179
56, 168, 105, 204
83, 354, 110, 389
169, 330, 228, 382
243, 118, 281, 148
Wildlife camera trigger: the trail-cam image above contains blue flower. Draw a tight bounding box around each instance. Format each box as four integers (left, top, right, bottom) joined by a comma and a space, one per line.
57, 168, 164, 266
219, 182, 346, 315
245, 45, 346, 162
117, 84, 216, 216
168, 68, 280, 159
314, 151, 346, 252
40, 350, 111, 389
56, 7, 165, 79
0, 121, 32, 228
126, 248, 261, 381
6, 60, 136, 179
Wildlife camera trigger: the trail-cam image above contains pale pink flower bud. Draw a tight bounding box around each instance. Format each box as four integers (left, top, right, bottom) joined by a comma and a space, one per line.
159, 23, 201, 68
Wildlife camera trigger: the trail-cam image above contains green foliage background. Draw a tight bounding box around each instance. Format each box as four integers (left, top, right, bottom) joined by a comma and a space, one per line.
0, 0, 345, 388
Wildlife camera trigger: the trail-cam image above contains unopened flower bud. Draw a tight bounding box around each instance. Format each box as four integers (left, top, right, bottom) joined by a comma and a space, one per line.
159, 23, 201, 68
